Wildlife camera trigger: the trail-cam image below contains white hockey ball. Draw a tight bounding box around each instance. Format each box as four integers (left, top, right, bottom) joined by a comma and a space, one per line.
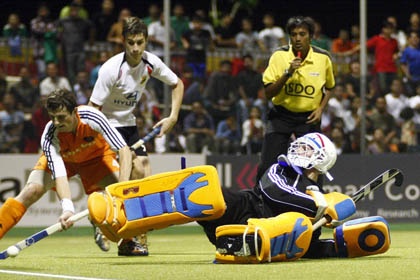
7, 246, 20, 257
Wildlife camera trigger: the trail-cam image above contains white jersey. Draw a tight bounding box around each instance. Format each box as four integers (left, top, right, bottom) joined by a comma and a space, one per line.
90, 51, 179, 127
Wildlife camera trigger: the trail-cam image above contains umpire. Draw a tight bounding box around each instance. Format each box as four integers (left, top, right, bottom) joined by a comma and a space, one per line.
256, 16, 336, 182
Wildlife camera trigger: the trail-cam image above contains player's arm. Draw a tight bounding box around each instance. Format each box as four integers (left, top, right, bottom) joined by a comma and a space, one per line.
56, 176, 76, 229
154, 78, 184, 136
41, 124, 76, 228
263, 53, 301, 99
117, 145, 132, 182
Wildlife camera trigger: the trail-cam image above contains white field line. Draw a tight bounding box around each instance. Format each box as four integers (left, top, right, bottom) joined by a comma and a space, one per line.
0, 269, 117, 280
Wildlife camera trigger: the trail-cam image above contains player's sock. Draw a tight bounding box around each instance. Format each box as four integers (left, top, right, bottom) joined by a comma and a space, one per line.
0, 198, 26, 239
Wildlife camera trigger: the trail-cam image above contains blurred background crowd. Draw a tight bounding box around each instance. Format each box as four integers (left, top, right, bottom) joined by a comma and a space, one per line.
0, 0, 419, 156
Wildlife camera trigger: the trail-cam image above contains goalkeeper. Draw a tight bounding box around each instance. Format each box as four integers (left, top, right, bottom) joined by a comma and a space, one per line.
198, 132, 390, 262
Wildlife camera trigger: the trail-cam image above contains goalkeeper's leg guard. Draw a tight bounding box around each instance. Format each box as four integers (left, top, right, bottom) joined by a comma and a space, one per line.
215, 212, 313, 264
334, 216, 391, 258
88, 165, 226, 241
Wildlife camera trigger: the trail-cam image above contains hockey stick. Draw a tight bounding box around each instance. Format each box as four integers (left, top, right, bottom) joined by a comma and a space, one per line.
131, 126, 161, 151
313, 168, 404, 229
0, 209, 89, 259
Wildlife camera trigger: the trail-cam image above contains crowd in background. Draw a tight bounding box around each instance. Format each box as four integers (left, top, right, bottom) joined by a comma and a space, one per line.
0, 0, 420, 155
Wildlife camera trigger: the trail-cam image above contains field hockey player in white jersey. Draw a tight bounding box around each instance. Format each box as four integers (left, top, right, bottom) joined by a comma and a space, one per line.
88, 16, 184, 256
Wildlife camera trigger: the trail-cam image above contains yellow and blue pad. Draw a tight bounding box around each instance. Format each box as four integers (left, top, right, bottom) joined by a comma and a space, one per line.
334, 216, 390, 258
88, 165, 226, 241
215, 212, 313, 264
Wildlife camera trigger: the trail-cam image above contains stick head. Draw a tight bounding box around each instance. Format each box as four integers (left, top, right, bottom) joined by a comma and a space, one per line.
393, 169, 404, 187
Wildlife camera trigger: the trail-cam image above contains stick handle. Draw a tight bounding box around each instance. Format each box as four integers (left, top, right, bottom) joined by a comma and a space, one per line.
0, 209, 89, 259
131, 127, 161, 151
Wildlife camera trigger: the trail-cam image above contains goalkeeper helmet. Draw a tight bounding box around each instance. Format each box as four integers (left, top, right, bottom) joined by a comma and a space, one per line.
287, 133, 337, 180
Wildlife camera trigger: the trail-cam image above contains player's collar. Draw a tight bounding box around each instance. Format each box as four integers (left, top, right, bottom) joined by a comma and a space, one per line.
277, 154, 303, 175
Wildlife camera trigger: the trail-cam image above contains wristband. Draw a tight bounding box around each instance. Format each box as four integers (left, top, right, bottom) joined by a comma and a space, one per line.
60, 198, 75, 213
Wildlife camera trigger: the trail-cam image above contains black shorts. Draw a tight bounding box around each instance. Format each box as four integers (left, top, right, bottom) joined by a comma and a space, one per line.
116, 126, 148, 156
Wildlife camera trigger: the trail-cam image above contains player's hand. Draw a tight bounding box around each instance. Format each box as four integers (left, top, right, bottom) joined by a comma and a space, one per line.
306, 108, 322, 124
59, 211, 75, 230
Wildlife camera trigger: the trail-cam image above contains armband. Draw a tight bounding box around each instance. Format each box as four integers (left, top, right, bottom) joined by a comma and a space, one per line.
60, 198, 75, 213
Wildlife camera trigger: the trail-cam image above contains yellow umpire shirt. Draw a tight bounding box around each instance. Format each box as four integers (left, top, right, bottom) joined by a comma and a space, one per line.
263, 45, 335, 113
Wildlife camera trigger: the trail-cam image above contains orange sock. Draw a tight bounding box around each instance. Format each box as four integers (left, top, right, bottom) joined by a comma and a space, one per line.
0, 198, 26, 239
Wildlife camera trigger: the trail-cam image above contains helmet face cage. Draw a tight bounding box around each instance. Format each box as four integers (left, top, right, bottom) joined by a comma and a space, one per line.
287, 133, 336, 173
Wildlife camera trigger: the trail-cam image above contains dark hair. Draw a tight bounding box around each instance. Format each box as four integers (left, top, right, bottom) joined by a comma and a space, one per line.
123, 16, 148, 39
286, 16, 315, 37
46, 89, 77, 113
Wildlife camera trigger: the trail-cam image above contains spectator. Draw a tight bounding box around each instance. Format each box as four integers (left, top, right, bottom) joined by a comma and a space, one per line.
400, 31, 420, 96
57, 1, 95, 85
39, 62, 72, 97
73, 70, 91, 105
235, 54, 265, 123
183, 101, 215, 154
30, 96, 50, 148
147, 12, 176, 59
367, 128, 391, 154
330, 127, 353, 155
189, 9, 216, 41
367, 96, 398, 143
0, 93, 25, 152
89, 50, 110, 87
331, 29, 354, 55
59, 0, 89, 19
203, 59, 237, 125
241, 106, 265, 155
3, 13, 28, 57
387, 16, 407, 52
406, 12, 420, 35
10, 66, 39, 114
349, 20, 399, 95
342, 59, 371, 100
399, 106, 418, 152
91, 0, 116, 45
170, 3, 190, 50
258, 12, 287, 53
214, 12, 237, 49
408, 84, 420, 127
30, 2, 58, 79
384, 78, 409, 125
350, 24, 360, 46
142, 3, 161, 26
181, 14, 215, 79
107, 8, 131, 55
215, 114, 241, 155
311, 20, 331, 51
235, 17, 263, 57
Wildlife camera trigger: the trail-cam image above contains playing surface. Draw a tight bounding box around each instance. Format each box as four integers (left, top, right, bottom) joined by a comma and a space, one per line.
0, 224, 419, 280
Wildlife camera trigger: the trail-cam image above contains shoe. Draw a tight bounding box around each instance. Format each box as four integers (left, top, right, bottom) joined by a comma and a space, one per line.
118, 234, 149, 256
93, 225, 110, 252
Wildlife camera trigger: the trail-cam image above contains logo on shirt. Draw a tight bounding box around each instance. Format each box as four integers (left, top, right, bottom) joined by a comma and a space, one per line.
285, 83, 316, 98
113, 91, 139, 106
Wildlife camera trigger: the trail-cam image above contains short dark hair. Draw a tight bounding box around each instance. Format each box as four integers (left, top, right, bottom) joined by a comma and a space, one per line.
46, 89, 77, 113
123, 16, 148, 39
286, 16, 315, 37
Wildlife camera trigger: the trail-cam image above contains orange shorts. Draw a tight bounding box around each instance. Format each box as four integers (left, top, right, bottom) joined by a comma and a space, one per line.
34, 154, 120, 194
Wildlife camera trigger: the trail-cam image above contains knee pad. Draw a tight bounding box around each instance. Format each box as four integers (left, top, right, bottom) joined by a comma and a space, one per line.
334, 216, 390, 258
88, 165, 226, 240
215, 212, 313, 264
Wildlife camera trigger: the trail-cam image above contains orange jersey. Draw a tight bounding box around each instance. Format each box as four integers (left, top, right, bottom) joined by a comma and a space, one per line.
40, 105, 127, 179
